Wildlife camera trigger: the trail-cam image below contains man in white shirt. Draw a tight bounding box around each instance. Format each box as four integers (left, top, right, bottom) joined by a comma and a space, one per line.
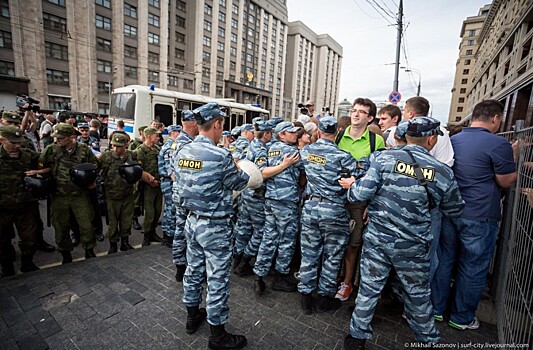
39, 114, 55, 148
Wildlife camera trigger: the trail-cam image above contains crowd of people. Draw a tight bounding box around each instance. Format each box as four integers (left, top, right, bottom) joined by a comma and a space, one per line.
0, 96, 518, 350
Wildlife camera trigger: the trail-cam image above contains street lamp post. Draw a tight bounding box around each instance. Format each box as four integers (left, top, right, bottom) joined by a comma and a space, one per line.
403, 67, 421, 97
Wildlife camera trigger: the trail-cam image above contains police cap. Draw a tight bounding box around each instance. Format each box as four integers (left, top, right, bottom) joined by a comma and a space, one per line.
274, 121, 301, 134
111, 133, 129, 146
181, 110, 195, 122
77, 122, 90, 129
318, 116, 337, 134
192, 102, 227, 125
254, 120, 272, 132
240, 124, 254, 132
167, 125, 182, 133
51, 123, 77, 139
143, 127, 161, 136
222, 131, 231, 137
406, 117, 444, 137
395, 120, 409, 141
230, 126, 241, 137
0, 125, 24, 142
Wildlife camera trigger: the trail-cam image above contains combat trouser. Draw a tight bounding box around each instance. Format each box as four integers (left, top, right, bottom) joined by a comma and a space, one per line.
172, 205, 188, 266
106, 192, 134, 243
143, 185, 162, 235
161, 179, 175, 239
51, 194, 95, 251
0, 204, 38, 258
234, 191, 265, 257
182, 214, 232, 326
253, 199, 298, 277
298, 201, 349, 297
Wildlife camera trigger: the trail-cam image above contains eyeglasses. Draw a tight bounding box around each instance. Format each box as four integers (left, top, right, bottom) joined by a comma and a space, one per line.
350, 109, 369, 115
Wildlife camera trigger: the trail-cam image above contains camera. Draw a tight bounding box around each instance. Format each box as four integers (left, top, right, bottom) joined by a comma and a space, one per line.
297, 103, 305, 109
16, 94, 40, 113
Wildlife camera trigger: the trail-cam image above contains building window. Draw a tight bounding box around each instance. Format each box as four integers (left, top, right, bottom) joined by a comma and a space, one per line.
97, 81, 109, 94
216, 86, 223, 96
217, 42, 224, 51
97, 59, 112, 73
98, 103, 109, 115
232, 4, 238, 14
468, 29, 476, 37
0, 31, 12, 49
219, 12, 226, 22
96, 0, 111, 9
457, 107, 463, 112
176, 16, 186, 27
148, 13, 159, 27
96, 37, 111, 52
125, 65, 137, 78
149, 0, 160, 8
246, 53, 252, 62
46, 0, 65, 5
204, 4, 212, 15
230, 47, 236, 56
46, 68, 69, 85
176, 0, 185, 11
124, 3, 137, 18
216, 71, 223, 80
148, 32, 159, 45
463, 69, 469, 75
467, 39, 474, 46
201, 83, 210, 93
183, 79, 193, 89
45, 41, 68, 59
465, 49, 472, 55
48, 96, 71, 110
124, 45, 137, 58
218, 27, 225, 37
230, 61, 236, 70
458, 97, 465, 103
455, 117, 462, 121
96, 15, 111, 30
219, 0, 226, 7
202, 67, 210, 77
43, 13, 67, 32
124, 24, 137, 38
0, 0, 8, 17
231, 33, 237, 43
231, 18, 237, 29
461, 79, 468, 84
175, 48, 184, 59
459, 88, 466, 93
203, 51, 211, 62
148, 51, 159, 64
176, 32, 185, 43
0, 60, 13, 77
168, 75, 178, 87
203, 36, 211, 47
204, 20, 212, 31
217, 56, 224, 67
247, 41, 253, 50
148, 70, 159, 82
464, 59, 471, 65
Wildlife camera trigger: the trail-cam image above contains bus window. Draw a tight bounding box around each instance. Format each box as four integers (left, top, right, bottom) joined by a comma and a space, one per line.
229, 113, 238, 131
154, 104, 173, 127
110, 93, 136, 120
177, 101, 191, 110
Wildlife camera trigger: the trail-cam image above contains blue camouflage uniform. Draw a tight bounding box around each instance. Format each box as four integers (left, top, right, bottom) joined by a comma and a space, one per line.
253, 121, 304, 277
265, 117, 284, 149
298, 117, 359, 297
346, 117, 465, 344
158, 125, 182, 241
230, 124, 252, 160
174, 103, 249, 326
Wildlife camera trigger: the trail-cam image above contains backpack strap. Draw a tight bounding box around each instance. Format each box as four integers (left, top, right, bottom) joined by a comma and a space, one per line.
369, 130, 376, 153
404, 149, 436, 210
335, 128, 345, 145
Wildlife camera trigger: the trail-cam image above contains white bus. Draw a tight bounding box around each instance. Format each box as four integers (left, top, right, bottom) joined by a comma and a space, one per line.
108, 85, 269, 138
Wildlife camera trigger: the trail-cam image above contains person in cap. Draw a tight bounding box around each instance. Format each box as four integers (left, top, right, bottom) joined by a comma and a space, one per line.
174, 102, 249, 349
265, 117, 285, 148
1, 112, 37, 152
158, 125, 182, 248
233, 121, 300, 276
129, 125, 148, 230
221, 131, 232, 148
170, 110, 199, 282
230, 124, 254, 160
297, 116, 359, 314
134, 127, 163, 246
37, 123, 100, 263
0, 126, 41, 276
77, 122, 100, 154
340, 117, 465, 349
253, 121, 304, 295
99, 133, 138, 253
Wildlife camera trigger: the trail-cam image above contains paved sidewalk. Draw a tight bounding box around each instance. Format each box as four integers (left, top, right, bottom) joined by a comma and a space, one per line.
0, 246, 498, 350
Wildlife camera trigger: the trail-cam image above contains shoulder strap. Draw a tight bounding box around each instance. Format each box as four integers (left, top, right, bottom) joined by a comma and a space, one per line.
369, 131, 376, 153
335, 128, 345, 145
404, 149, 436, 210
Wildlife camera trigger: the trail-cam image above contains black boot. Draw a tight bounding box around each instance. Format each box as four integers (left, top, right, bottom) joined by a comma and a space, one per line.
254, 275, 266, 296
232, 252, 243, 270
300, 293, 314, 315
316, 295, 341, 313
208, 324, 247, 350
85, 249, 96, 259
61, 250, 72, 264
149, 232, 162, 243
234, 255, 254, 276
175, 264, 186, 282
161, 235, 173, 248
71, 232, 80, 247
94, 231, 105, 242
0, 260, 15, 277
186, 306, 207, 334
344, 335, 366, 350
20, 254, 39, 273
108, 242, 118, 254
142, 235, 150, 247
120, 237, 134, 251
37, 240, 55, 252
132, 217, 142, 230
271, 272, 297, 292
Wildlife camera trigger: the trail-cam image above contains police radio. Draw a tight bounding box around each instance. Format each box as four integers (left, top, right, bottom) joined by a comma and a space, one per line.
340, 168, 351, 179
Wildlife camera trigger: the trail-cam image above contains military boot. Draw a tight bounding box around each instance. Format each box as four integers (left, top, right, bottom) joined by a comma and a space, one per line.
316, 295, 341, 313
300, 293, 314, 315
344, 335, 366, 350
185, 306, 207, 334
234, 255, 254, 276
208, 324, 247, 350
85, 249, 96, 259
120, 237, 134, 251
175, 265, 186, 282
108, 242, 118, 254
149, 232, 162, 243
20, 254, 39, 273
142, 235, 151, 247
161, 234, 173, 248
61, 251, 73, 264
132, 217, 142, 230
0, 260, 15, 277
254, 275, 266, 296
271, 272, 297, 292
232, 252, 243, 270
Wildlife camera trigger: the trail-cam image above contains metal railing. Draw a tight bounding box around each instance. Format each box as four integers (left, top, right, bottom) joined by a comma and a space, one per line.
496, 126, 533, 347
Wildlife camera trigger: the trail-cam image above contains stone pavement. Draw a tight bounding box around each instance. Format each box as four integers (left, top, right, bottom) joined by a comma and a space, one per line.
0, 246, 499, 350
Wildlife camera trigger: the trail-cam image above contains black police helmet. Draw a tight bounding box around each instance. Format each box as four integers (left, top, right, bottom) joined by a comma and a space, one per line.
70, 163, 97, 188
24, 175, 54, 199
118, 162, 142, 184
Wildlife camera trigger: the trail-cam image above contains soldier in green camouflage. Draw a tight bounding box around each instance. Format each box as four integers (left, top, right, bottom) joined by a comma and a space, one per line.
134, 127, 163, 246
99, 133, 136, 254
1, 112, 37, 152
38, 123, 99, 263
129, 125, 147, 230
0, 126, 40, 276
128, 125, 147, 151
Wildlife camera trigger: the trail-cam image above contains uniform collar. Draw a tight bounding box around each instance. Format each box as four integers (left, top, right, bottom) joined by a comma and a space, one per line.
404, 144, 430, 155
317, 138, 335, 145
195, 134, 216, 145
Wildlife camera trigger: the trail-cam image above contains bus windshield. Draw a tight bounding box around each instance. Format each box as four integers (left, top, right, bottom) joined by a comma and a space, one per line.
110, 93, 136, 120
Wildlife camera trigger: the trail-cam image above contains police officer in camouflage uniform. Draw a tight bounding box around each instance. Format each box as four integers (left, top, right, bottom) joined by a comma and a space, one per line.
76, 122, 100, 154
227, 126, 241, 151
0, 126, 40, 276
39, 123, 99, 263
170, 110, 198, 282
253, 121, 304, 295
298, 116, 359, 314
230, 124, 254, 160
134, 127, 163, 246
341, 118, 465, 349
266, 117, 285, 148
174, 102, 249, 349
159, 124, 182, 248
99, 133, 137, 254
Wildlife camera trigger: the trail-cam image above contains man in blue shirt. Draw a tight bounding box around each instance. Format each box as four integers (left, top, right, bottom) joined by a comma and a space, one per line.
432, 99, 517, 331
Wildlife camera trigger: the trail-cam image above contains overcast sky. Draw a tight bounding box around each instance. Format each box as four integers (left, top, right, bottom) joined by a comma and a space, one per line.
287, 0, 490, 124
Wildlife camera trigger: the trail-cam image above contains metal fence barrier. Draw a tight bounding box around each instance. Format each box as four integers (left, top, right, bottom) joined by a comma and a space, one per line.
495, 126, 533, 347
